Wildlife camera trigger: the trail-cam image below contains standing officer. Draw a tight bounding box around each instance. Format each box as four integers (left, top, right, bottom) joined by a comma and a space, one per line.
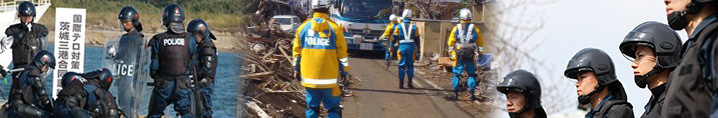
447, 8, 485, 100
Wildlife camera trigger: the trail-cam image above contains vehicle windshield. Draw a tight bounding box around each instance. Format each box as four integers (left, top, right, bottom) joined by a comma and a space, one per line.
274, 18, 292, 25
340, 0, 392, 20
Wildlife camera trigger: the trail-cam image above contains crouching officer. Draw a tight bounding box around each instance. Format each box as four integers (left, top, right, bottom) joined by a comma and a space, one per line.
187, 19, 218, 118
564, 48, 634, 118
147, 4, 197, 118
393, 9, 420, 89
5, 50, 54, 117
54, 69, 120, 118
447, 8, 485, 100
497, 70, 547, 118
619, 21, 681, 118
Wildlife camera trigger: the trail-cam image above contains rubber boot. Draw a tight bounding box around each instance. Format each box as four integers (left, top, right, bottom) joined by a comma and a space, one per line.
399, 80, 405, 89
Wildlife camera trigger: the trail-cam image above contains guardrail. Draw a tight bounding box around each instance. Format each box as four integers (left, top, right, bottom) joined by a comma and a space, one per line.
0, 0, 51, 13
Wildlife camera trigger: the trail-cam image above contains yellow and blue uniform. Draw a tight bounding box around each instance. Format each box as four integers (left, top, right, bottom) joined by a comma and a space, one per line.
292, 12, 348, 118
447, 21, 484, 94
383, 22, 398, 60
393, 19, 419, 88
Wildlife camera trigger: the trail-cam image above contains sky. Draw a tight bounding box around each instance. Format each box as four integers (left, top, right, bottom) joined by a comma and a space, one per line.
491, 0, 687, 117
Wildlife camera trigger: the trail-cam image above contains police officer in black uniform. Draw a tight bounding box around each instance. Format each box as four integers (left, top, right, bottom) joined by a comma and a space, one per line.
53, 69, 120, 118
115, 6, 146, 117
5, 1, 49, 79
147, 4, 196, 118
564, 48, 634, 118
81, 68, 120, 118
187, 19, 218, 118
619, 21, 682, 118
5, 50, 54, 117
497, 70, 547, 118
662, 0, 718, 117
53, 72, 92, 118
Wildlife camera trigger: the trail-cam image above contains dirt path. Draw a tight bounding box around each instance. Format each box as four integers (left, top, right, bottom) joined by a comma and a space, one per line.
342, 53, 476, 118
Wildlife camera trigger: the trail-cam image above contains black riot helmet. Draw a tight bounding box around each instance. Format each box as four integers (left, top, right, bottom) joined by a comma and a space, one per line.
564, 48, 627, 104
17, 1, 35, 17
161, 4, 185, 33
61, 72, 85, 88
118, 6, 143, 32
83, 68, 113, 90
497, 70, 544, 118
620, 21, 682, 88
187, 19, 217, 40
32, 50, 55, 70
667, 0, 718, 30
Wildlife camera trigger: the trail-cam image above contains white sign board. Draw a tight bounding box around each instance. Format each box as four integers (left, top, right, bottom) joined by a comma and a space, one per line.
52, 8, 86, 99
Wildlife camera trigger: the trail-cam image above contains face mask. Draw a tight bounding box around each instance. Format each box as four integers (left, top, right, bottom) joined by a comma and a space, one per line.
668, 11, 688, 30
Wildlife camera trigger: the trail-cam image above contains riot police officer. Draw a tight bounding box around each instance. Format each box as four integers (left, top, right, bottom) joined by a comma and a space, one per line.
187, 19, 218, 118
497, 70, 546, 118
662, 0, 718, 117
114, 6, 147, 118
147, 4, 196, 118
564, 48, 634, 118
53, 69, 120, 118
619, 21, 682, 118
5, 1, 49, 79
5, 50, 55, 117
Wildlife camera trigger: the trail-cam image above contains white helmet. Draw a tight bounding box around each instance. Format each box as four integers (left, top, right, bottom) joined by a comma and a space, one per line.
389, 14, 397, 22
402, 9, 413, 19
459, 8, 472, 20
311, 0, 330, 9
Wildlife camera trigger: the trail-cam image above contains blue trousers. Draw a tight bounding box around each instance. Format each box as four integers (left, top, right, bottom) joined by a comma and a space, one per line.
148, 77, 193, 118
199, 82, 214, 117
397, 43, 415, 83
305, 88, 341, 118
452, 60, 477, 91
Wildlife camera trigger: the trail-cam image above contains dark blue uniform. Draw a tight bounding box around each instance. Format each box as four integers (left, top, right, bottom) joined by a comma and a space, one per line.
195, 36, 217, 117
148, 31, 196, 118
7, 66, 52, 117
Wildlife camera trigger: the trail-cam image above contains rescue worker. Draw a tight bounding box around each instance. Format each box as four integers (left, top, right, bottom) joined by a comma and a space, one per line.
187, 19, 218, 118
392, 9, 420, 89
54, 69, 120, 118
619, 21, 682, 118
447, 8, 485, 100
382, 14, 399, 68
662, 0, 718, 117
115, 6, 146, 117
292, 0, 348, 117
497, 70, 547, 118
147, 4, 196, 118
5, 50, 54, 117
5, 1, 49, 79
564, 48, 634, 118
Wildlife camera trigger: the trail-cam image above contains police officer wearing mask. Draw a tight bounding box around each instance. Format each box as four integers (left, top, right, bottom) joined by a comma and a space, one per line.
5, 50, 54, 117
564, 48, 634, 118
663, 0, 718, 117
619, 21, 682, 118
187, 19, 218, 118
147, 4, 196, 118
497, 70, 547, 118
5, 1, 49, 80
53, 69, 120, 118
